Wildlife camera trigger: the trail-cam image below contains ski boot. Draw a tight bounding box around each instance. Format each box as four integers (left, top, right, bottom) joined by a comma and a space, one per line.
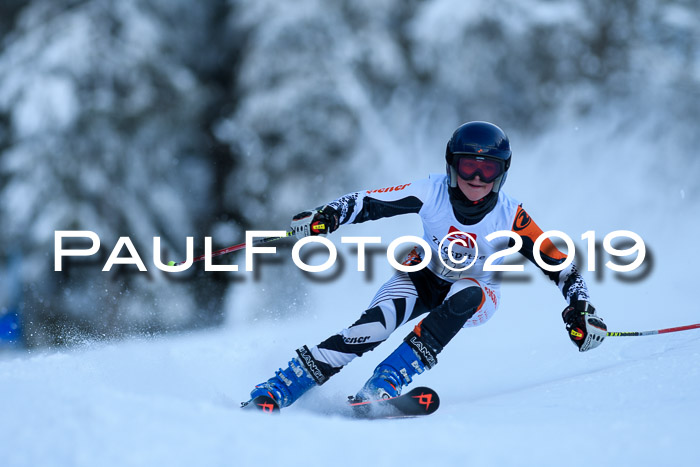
354, 340, 428, 402
243, 357, 318, 413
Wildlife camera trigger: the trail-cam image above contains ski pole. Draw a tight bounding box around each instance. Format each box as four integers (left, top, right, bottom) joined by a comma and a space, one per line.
167, 231, 293, 266
607, 323, 700, 337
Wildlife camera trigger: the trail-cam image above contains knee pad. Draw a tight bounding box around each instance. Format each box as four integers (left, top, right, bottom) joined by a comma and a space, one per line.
445, 285, 484, 317
413, 285, 485, 354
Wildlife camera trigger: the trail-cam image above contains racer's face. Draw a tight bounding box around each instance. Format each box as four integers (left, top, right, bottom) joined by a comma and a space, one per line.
457, 175, 494, 201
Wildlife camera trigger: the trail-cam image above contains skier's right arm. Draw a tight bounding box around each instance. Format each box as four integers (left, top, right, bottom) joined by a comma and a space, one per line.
290, 205, 340, 239
291, 178, 435, 239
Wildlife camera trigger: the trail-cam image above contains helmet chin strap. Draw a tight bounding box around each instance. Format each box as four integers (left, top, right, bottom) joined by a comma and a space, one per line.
491, 173, 506, 193
448, 164, 459, 188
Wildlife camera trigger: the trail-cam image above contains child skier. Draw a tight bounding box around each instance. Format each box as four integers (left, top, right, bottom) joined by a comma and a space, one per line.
245, 121, 607, 410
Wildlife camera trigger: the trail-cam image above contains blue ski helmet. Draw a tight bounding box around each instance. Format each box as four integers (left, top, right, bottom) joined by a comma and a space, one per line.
445, 121, 512, 192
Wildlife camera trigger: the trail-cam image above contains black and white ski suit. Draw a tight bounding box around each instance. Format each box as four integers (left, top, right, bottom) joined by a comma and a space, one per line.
296, 174, 591, 384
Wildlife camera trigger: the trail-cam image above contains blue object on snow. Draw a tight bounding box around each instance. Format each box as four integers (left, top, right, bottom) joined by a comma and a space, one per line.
0, 307, 22, 346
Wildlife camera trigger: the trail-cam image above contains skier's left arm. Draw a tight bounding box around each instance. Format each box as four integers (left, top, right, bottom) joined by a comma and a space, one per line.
511, 205, 607, 352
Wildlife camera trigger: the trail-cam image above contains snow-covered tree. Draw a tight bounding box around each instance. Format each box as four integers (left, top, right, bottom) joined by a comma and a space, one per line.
0, 0, 697, 346
0, 0, 234, 345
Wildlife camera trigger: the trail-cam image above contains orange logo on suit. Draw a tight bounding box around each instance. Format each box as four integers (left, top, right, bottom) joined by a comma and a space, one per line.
513, 207, 532, 231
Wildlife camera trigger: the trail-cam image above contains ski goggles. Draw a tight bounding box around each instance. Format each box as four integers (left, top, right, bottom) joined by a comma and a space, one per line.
455, 155, 505, 183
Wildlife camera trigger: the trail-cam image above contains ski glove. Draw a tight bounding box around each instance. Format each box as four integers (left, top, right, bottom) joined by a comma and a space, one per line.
562, 300, 607, 352
290, 205, 340, 239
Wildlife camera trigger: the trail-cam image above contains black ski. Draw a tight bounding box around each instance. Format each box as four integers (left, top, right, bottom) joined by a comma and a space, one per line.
241, 394, 280, 414
347, 386, 440, 419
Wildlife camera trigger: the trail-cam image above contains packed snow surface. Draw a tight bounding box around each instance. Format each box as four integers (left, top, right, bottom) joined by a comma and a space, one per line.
2, 286, 699, 467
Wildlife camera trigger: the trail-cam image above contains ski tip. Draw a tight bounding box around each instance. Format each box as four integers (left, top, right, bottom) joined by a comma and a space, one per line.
347, 386, 440, 419
406, 386, 440, 415
241, 395, 280, 414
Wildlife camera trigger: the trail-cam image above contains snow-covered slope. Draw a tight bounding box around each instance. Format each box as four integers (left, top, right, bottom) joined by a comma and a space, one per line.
1, 312, 698, 467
